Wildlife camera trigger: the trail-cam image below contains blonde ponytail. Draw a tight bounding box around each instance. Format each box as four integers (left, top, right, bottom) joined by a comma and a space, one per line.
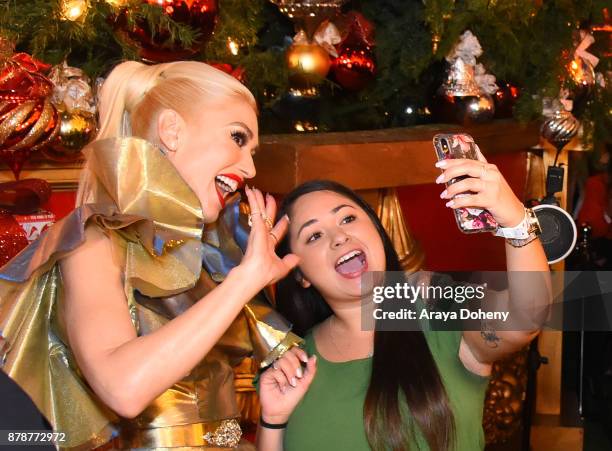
76, 60, 256, 206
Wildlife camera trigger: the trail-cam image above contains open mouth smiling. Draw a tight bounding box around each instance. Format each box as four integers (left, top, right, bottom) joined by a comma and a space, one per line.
335, 249, 368, 278
215, 174, 242, 207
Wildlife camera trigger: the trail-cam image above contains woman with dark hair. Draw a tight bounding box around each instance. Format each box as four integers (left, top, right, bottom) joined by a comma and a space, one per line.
256, 159, 550, 450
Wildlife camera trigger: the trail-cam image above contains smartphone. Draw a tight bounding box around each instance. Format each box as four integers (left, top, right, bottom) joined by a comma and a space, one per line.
433, 133, 498, 234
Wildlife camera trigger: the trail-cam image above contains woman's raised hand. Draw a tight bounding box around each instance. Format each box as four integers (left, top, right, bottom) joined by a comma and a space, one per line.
435, 149, 525, 227
240, 186, 300, 286
258, 347, 317, 425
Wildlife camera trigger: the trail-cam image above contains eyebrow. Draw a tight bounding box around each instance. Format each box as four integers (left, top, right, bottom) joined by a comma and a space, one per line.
297, 204, 355, 238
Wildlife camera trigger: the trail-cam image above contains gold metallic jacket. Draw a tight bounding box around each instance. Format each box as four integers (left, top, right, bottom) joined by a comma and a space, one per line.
0, 138, 300, 450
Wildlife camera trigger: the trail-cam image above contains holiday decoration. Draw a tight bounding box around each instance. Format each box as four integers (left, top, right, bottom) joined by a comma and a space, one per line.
0, 100, 60, 178
0, 211, 29, 267
0, 53, 53, 101
209, 62, 246, 83
270, 0, 347, 38
43, 110, 96, 162
14, 210, 56, 243
270, 1, 345, 93
0, 52, 60, 178
330, 12, 376, 91
0, 1, 609, 139
568, 31, 598, 88
59, 0, 90, 22
331, 46, 375, 91
286, 30, 334, 92
432, 31, 497, 124
115, 0, 220, 63
48, 62, 96, 114
541, 109, 580, 152
0, 179, 52, 215
43, 62, 97, 161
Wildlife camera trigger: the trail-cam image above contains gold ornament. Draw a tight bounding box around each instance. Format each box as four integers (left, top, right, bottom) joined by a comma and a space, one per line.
286, 42, 331, 89
42, 109, 96, 162
270, 0, 347, 38
60, 0, 90, 22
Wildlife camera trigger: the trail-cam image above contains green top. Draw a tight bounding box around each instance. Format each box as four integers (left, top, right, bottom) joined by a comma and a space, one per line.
282, 330, 489, 451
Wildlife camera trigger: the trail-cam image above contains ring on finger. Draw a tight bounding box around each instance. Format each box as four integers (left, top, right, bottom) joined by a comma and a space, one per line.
269, 231, 279, 244
264, 216, 274, 231
247, 211, 262, 227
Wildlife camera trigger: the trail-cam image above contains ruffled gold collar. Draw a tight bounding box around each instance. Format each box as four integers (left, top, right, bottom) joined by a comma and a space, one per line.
86, 137, 205, 255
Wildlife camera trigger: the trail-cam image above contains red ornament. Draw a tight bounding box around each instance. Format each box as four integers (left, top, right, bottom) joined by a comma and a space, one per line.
330, 11, 376, 91
116, 0, 219, 63
0, 211, 28, 267
0, 52, 59, 179
0, 99, 60, 179
331, 46, 376, 91
208, 62, 246, 83
0, 53, 53, 101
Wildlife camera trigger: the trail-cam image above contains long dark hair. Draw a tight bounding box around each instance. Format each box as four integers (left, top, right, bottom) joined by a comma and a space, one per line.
275, 180, 455, 451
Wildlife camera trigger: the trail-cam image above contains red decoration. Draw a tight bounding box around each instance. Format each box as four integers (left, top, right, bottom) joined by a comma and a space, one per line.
0, 179, 52, 214
0, 211, 28, 267
330, 11, 376, 91
208, 62, 246, 83
0, 53, 53, 101
116, 0, 219, 63
14, 210, 56, 243
331, 45, 375, 91
0, 98, 60, 178
0, 51, 59, 178
334, 11, 375, 48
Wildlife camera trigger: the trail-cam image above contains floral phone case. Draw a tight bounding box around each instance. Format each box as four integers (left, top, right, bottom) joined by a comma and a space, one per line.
433, 133, 498, 233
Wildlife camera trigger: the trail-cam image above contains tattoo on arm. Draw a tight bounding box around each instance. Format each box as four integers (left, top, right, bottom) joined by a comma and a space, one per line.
481, 319, 501, 348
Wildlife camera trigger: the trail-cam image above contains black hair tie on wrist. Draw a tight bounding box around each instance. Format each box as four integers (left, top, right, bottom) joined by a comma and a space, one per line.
260, 416, 288, 429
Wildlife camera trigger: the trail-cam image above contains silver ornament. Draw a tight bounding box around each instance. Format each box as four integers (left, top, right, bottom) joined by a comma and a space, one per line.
541, 110, 580, 151
441, 58, 481, 97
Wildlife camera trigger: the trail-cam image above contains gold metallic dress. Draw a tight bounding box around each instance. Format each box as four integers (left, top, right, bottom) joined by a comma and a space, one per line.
0, 138, 300, 450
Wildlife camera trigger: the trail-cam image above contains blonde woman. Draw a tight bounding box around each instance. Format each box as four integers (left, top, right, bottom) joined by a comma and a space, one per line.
0, 61, 299, 450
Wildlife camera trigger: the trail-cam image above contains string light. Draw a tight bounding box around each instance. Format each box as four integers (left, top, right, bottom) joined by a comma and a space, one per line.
227, 38, 240, 56
60, 0, 89, 22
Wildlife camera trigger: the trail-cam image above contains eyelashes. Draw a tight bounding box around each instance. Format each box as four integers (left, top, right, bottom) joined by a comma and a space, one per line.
305, 215, 357, 244
230, 129, 248, 147
307, 232, 322, 243
341, 214, 356, 224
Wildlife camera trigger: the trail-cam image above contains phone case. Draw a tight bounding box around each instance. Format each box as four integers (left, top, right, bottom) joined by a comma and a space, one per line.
433, 133, 498, 234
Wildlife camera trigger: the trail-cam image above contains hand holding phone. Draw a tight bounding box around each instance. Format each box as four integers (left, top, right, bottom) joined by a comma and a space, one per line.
433, 133, 498, 233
